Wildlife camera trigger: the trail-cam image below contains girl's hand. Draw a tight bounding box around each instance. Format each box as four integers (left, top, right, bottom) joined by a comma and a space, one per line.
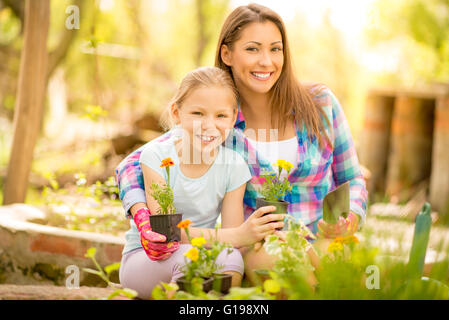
317, 212, 359, 239
237, 206, 286, 248
134, 207, 179, 260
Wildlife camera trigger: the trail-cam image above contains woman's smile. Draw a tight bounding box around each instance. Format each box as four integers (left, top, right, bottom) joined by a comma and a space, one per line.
250, 71, 274, 81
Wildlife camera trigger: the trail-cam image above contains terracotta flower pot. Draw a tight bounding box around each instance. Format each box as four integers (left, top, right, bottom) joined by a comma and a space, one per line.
256, 198, 289, 231
149, 213, 183, 242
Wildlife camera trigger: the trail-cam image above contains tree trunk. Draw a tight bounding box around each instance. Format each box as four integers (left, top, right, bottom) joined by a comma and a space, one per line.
195, 0, 207, 67
3, 0, 50, 204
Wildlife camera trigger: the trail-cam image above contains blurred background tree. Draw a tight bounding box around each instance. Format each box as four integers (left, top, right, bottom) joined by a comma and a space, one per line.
365, 0, 449, 86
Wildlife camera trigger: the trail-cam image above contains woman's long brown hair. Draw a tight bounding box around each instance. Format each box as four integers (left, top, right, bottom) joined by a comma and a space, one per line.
214, 3, 331, 149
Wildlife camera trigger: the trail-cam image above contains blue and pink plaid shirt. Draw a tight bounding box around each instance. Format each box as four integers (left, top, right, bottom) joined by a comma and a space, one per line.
115, 84, 368, 229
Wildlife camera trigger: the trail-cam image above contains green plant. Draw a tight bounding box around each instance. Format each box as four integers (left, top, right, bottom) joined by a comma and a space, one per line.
178, 219, 232, 281
261, 217, 317, 298
83, 247, 137, 300
259, 160, 293, 201
150, 157, 176, 214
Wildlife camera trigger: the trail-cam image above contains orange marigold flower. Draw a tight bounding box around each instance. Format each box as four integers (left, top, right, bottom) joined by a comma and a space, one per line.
160, 157, 175, 168
177, 219, 193, 229
342, 235, 359, 244
334, 236, 345, 243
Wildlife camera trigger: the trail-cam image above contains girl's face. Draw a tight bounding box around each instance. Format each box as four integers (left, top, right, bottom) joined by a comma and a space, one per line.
172, 85, 237, 158
221, 21, 284, 96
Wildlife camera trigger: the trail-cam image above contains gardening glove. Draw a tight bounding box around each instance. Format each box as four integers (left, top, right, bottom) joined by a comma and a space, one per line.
134, 207, 180, 261
317, 212, 359, 239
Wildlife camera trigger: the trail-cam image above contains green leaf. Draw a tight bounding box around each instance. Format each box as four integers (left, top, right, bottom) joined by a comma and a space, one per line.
82, 268, 101, 276
152, 285, 167, 300
121, 288, 138, 299
162, 282, 179, 292
107, 288, 138, 300
104, 262, 121, 275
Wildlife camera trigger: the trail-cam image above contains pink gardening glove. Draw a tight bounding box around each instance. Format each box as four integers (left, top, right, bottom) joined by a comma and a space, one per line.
317, 212, 359, 239
134, 207, 180, 261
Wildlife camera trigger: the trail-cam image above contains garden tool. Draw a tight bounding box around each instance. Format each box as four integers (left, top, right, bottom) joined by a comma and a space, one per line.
322, 181, 350, 224
398, 202, 449, 299
407, 202, 432, 279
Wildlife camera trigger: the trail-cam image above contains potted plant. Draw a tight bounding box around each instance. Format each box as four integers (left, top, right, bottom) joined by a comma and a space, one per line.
256, 159, 293, 229
175, 219, 233, 294
148, 157, 183, 242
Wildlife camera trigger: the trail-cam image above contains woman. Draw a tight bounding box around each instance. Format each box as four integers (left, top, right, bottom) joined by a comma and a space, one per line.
115, 3, 368, 285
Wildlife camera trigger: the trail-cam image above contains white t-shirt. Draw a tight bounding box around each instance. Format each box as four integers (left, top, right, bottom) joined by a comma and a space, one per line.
122, 136, 251, 254
246, 136, 299, 179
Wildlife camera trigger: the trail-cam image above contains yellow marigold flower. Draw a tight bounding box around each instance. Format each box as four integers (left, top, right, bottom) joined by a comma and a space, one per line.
184, 247, 199, 261
328, 241, 344, 253
264, 279, 281, 294
273, 159, 294, 173
191, 237, 207, 248
160, 157, 175, 168
334, 236, 345, 243
177, 219, 193, 229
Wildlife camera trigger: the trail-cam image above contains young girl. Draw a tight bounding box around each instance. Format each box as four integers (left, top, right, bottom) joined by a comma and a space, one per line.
119, 66, 284, 299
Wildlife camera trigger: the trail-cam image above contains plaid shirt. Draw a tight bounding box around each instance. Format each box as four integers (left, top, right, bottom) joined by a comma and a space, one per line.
115, 84, 368, 228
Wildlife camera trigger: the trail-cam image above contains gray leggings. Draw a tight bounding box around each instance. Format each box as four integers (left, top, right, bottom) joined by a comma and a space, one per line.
119, 245, 244, 299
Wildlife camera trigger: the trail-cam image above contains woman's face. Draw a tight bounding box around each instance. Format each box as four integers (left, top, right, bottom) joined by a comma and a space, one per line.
221, 21, 284, 96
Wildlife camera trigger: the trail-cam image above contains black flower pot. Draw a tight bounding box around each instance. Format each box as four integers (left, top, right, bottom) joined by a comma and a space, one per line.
149, 213, 183, 242
256, 198, 289, 231
176, 273, 232, 294
176, 276, 213, 293
212, 273, 233, 294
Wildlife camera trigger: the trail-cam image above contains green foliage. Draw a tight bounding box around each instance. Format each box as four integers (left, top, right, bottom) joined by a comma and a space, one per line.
0, 7, 21, 45
39, 172, 126, 235
259, 160, 293, 202
180, 226, 232, 282
150, 182, 176, 215
264, 217, 315, 275
150, 160, 177, 214
83, 247, 138, 300
366, 0, 449, 83
261, 217, 317, 299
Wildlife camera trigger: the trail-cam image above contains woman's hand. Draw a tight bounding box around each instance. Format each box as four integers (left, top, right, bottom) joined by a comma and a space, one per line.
317, 211, 359, 239
236, 206, 286, 248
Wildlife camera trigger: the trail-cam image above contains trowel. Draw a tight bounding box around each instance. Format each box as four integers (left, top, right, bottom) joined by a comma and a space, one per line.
322, 181, 350, 224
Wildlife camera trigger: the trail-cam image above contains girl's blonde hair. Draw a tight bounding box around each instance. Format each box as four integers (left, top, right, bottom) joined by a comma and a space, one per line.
160, 66, 238, 131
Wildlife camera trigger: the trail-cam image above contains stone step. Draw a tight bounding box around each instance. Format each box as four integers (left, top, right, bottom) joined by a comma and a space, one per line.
0, 284, 131, 300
